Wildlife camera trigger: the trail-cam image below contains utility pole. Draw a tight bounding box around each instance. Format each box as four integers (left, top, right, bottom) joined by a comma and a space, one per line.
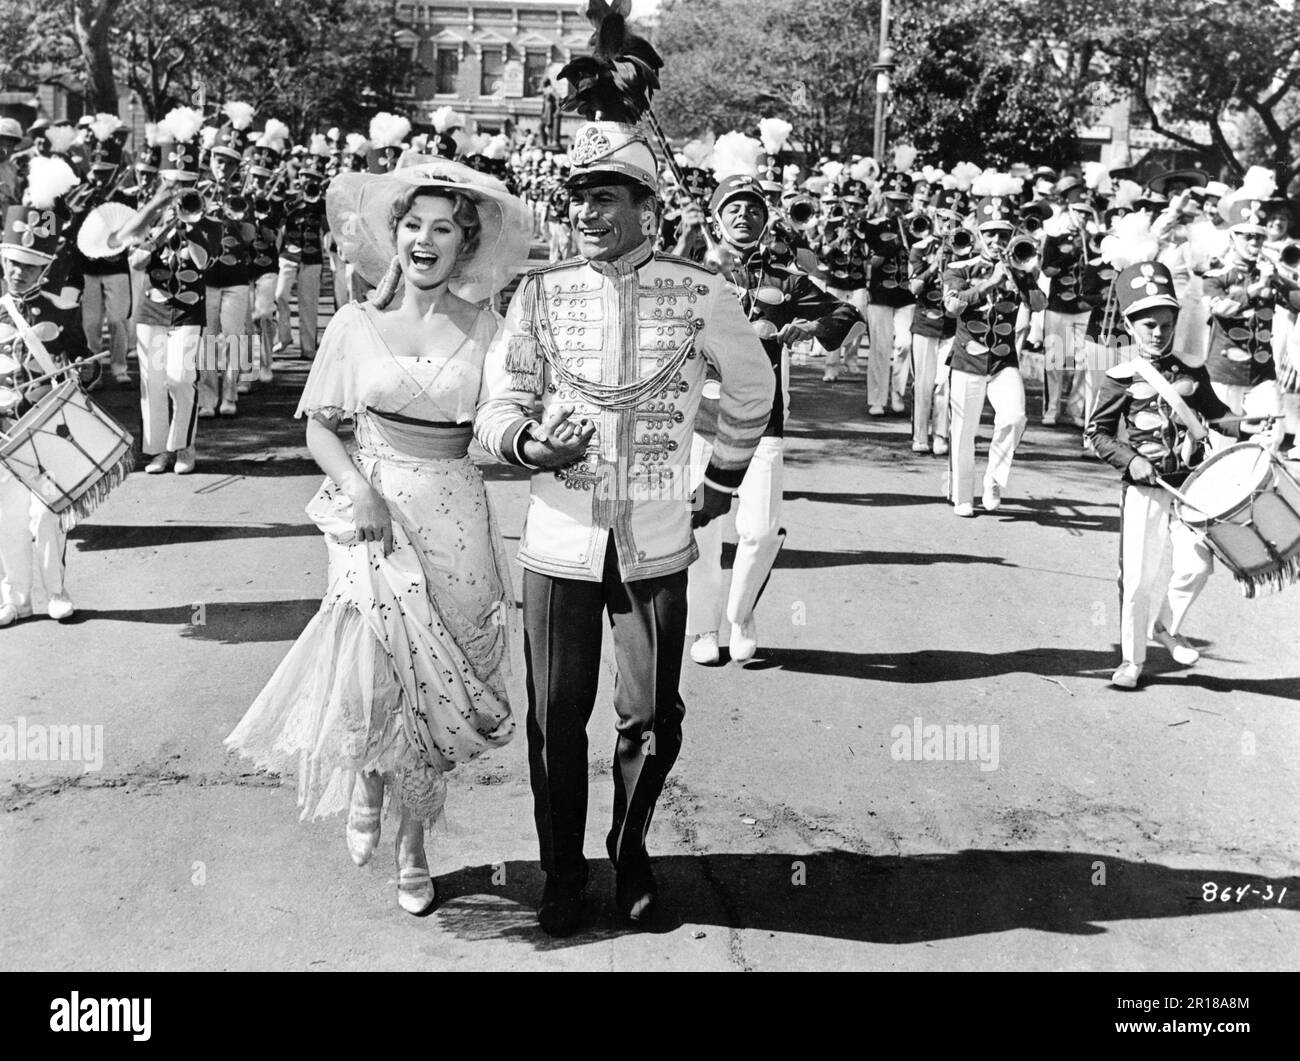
872, 0, 894, 161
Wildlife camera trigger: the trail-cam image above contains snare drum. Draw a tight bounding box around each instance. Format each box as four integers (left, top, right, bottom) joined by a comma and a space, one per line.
1175, 442, 1300, 597
0, 379, 134, 530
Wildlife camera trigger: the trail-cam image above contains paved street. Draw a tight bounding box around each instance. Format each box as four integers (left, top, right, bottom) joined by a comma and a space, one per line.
3, 331, 1299, 971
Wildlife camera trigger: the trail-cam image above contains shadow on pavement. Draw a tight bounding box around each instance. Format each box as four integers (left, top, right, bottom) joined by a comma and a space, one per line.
72, 599, 320, 643
431, 851, 1300, 949
785, 490, 945, 508
71, 522, 319, 550
773, 547, 1016, 569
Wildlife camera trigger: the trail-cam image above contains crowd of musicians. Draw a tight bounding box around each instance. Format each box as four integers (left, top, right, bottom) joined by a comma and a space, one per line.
1, 102, 1298, 687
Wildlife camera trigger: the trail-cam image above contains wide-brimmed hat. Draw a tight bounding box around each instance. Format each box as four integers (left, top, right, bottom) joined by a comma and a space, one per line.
326, 160, 531, 303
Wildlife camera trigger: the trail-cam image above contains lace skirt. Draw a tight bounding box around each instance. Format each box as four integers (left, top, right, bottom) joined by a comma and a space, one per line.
225, 416, 516, 821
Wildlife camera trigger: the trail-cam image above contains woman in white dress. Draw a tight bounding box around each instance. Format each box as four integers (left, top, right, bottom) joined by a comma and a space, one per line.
226, 162, 531, 914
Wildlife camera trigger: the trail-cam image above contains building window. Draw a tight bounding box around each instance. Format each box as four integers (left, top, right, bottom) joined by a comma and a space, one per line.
480, 49, 505, 96
436, 47, 459, 94
524, 51, 549, 96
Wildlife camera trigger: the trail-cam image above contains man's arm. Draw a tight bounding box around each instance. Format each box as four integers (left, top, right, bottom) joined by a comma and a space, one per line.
1084, 369, 1141, 475
786, 272, 860, 349
474, 274, 546, 468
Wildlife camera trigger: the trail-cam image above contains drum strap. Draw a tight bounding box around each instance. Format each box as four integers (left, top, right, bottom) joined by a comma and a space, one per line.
1129, 358, 1208, 441
0, 294, 58, 376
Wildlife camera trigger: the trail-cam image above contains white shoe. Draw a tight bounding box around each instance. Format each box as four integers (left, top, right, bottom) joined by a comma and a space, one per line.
729, 617, 758, 662
933, 438, 949, 456
1110, 662, 1142, 689
235, 380, 252, 395
197, 405, 216, 419
144, 452, 172, 474
219, 400, 237, 417
1153, 625, 1199, 666
844, 361, 862, 376
46, 594, 75, 621
911, 441, 930, 453
953, 501, 975, 517
397, 867, 437, 915
1287, 446, 1300, 462
690, 632, 720, 665
174, 447, 197, 475
112, 369, 131, 385
868, 404, 885, 416
257, 366, 274, 384
1042, 412, 1058, 426
890, 401, 905, 415
822, 367, 839, 383
0, 603, 27, 627
982, 481, 1002, 511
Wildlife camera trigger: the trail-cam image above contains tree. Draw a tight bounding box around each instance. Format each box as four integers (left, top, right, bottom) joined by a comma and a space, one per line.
653, 0, 881, 161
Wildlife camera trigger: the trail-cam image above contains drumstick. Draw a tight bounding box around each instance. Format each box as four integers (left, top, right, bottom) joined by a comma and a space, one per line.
1154, 476, 1215, 520
11, 352, 112, 391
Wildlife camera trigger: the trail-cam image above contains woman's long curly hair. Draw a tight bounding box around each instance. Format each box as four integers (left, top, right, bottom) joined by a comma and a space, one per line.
368, 186, 482, 308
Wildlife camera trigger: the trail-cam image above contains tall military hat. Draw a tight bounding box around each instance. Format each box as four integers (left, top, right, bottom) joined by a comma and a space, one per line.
156, 106, 205, 182
135, 123, 162, 173
86, 114, 125, 172
249, 119, 290, 174
212, 101, 255, 162
930, 186, 967, 217
1, 156, 78, 265
1115, 261, 1179, 317
1222, 197, 1269, 234
557, 0, 663, 194
679, 166, 715, 202
709, 173, 767, 216
299, 133, 333, 180
970, 172, 1024, 231
366, 113, 411, 174
880, 170, 913, 201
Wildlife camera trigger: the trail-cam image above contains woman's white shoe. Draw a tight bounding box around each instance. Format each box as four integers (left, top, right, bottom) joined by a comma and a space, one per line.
345, 773, 384, 866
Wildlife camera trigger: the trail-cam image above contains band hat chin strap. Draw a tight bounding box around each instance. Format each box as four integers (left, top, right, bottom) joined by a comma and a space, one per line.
1128, 355, 1208, 441
0, 293, 58, 375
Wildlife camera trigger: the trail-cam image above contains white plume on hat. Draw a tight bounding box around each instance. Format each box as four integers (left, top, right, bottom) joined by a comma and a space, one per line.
850, 157, 879, 183
408, 132, 429, 154
483, 134, 510, 161
758, 117, 792, 156
971, 170, 1022, 198
144, 122, 159, 147
710, 131, 763, 180
25, 155, 81, 209
1238, 165, 1277, 200
803, 175, 829, 195
256, 119, 290, 151
308, 133, 332, 157
946, 161, 982, 191
45, 125, 78, 154
89, 113, 123, 143
368, 112, 411, 149
327, 126, 340, 142
783, 162, 801, 184
200, 126, 218, 151
1083, 161, 1112, 196
1100, 211, 1159, 269
892, 143, 918, 173
820, 159, 844, 183
1111, 179, 1143, 211
222, 101, 255, 131
430, 106, 465, 134
345, 132, 369, 155
920, 164, 945, 186
680, 133, 714, 169
466, 132, 491, 156
159, 106, 205, 143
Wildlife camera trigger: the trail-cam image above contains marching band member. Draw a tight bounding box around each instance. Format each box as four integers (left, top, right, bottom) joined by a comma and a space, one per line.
1203, 171, 1298, 452
0, 157, 90, 625
1039, 178, 1099, 426
687, 172, 858, 664
274, 135, 333, 360
1085, 260, 1253, 690
73, 115, 134, 387
942, 176, 1045, 516
117, 107, 220, 475
817, 168, 870, 382
864, 167, 918, 415
907, 185, 964, 453
197, 102, 256, 418
245, 120, 291, 384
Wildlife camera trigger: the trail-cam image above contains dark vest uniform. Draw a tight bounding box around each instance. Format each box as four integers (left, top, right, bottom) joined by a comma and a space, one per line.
864, 215, 916, 307
943, 255, 1040, 376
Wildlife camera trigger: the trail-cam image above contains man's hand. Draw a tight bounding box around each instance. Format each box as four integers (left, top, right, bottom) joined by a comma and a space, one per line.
1127, 455, 1158, 485
521, 403, 596, 469
777, 320, 816, 345
690, 483, 734, 528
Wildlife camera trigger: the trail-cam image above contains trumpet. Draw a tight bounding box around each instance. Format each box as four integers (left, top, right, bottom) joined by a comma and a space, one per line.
946, 228, 975, 258
1003, 234, 1040, 271
786, 194, 820, 228
222, 192, 251, 222
908, 212, 933, 239
1265, 241, 1300, 280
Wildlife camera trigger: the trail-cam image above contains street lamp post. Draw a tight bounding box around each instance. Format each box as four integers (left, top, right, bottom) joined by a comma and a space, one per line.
871, 0, 894, 161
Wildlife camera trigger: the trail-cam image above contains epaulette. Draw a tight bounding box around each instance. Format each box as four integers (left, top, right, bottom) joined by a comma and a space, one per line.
526, 256, 585, 276
1106, 359, 1137, 380
655, 252, 719, 274
44, 288, 80, 311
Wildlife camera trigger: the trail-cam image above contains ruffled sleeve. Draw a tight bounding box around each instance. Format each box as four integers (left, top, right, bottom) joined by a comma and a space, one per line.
294, 303, 374, 420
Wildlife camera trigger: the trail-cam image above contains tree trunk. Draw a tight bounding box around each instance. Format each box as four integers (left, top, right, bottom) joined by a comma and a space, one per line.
72, 0, 122, 114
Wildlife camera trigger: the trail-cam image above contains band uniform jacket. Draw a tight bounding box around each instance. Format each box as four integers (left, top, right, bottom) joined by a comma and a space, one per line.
1085, 351, 1236, 487
713, 247, 859, 437
474, 241, 774, 583
863, 215, 916, 308
942, 255, 1046, 376
1040, 230, 1096, 316
280, 198, 327, 266
0, 284, 90, 424
907, 236, 957, 341
1203, 255, 1300, 388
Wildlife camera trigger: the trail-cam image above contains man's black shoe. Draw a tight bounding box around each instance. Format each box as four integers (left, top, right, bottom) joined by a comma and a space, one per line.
614, 860, 659, 925
537, 878, 585, 937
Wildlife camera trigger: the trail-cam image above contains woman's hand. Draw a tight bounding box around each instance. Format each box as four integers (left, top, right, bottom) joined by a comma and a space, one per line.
350, 484, 394, 555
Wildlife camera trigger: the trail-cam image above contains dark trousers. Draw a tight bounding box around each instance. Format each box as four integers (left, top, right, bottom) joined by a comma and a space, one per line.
523, 540, 687, 887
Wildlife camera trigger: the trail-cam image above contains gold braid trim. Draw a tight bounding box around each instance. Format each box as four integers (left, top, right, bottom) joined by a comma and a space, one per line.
504, 276, 545, 393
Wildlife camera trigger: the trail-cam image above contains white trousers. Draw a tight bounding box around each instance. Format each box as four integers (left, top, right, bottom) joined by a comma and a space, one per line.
1043, 309, 1090, 421
328, 250, 348, 314
275, 258, 321, 358
866, 302, 914, 409
136, 322, 200, 455
251, 273, 278, 372
686, 435, 785, 636
81, 272, 132, 373
198, 283, 252, 410
818, 286, 867, 371
948, 366, 1027, 506
1118, 484, 1213, 667
911, 333, 952, 445
1211, 379, 1283, 451
0, 471, 65, 611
